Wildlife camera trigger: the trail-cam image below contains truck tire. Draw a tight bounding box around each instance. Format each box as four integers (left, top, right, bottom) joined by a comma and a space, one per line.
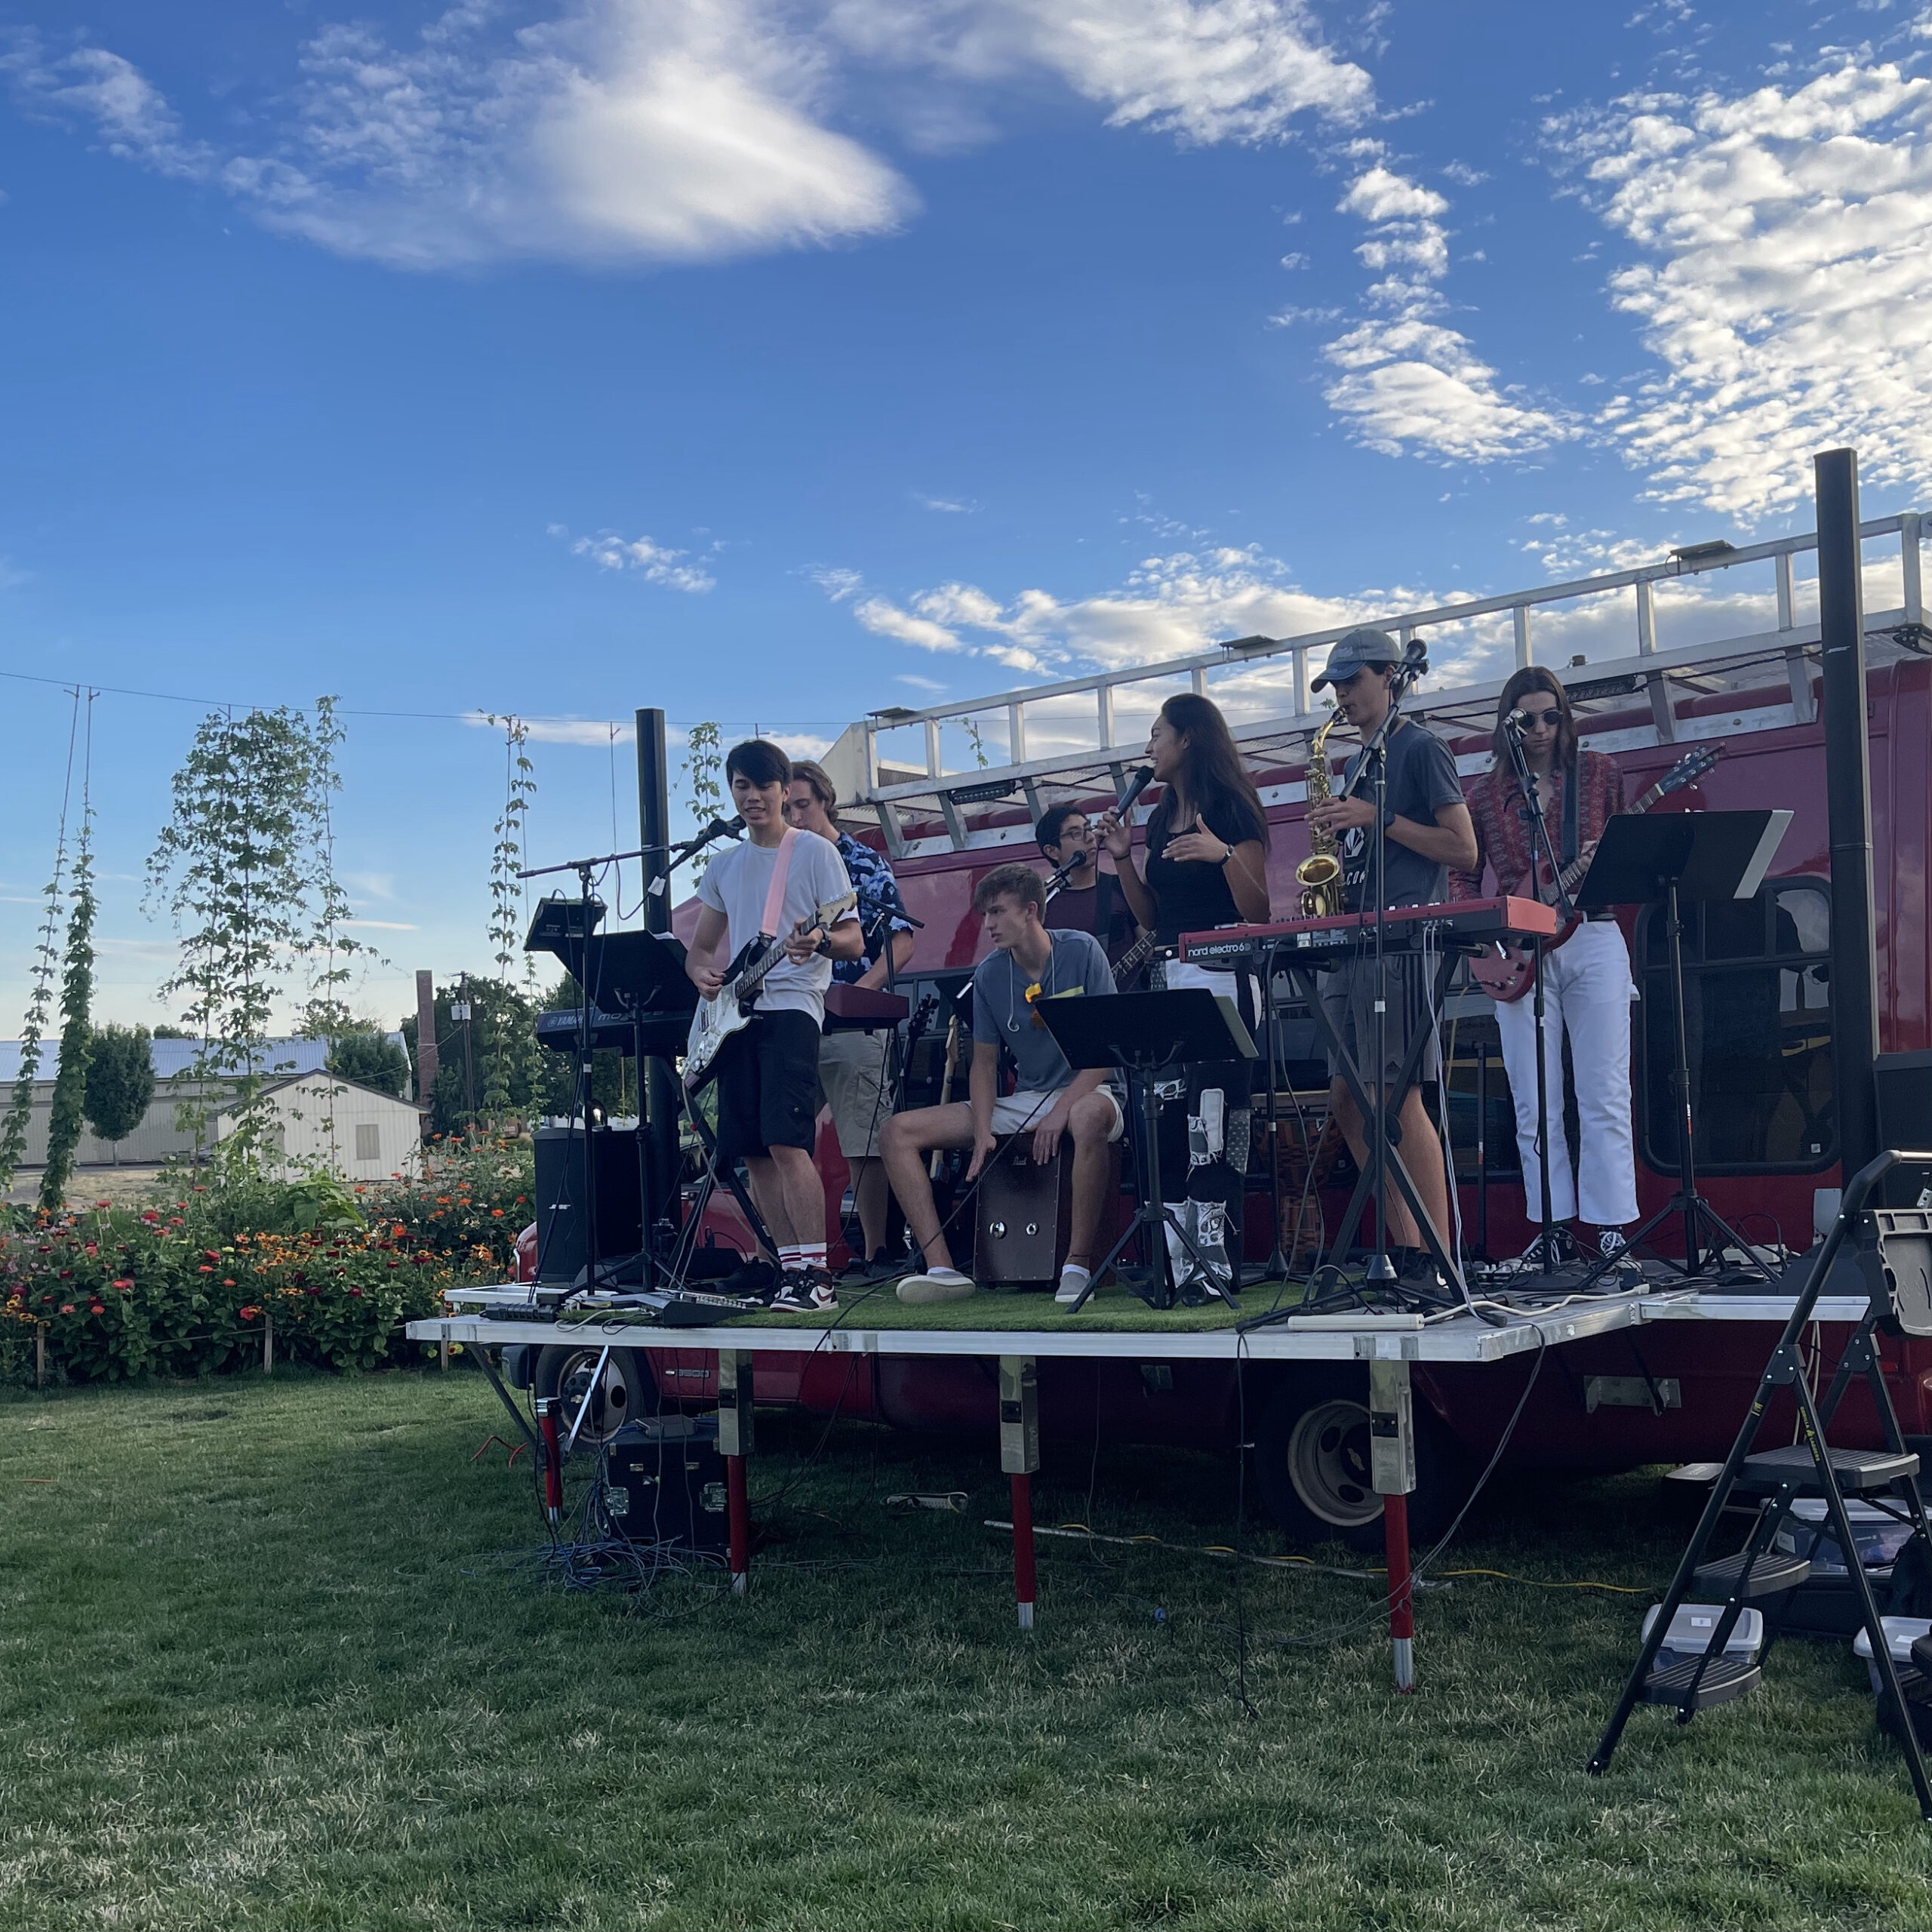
532, 1345, 657, 1453
1252, 1368, 1466, 1552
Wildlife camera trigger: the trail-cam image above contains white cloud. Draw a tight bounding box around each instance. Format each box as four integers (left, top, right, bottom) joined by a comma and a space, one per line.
823, 0, 1373, 144
343, 918, 420, 931
852, 595, 964, 651
894, 672, 949, 691
769, 729, 835, 759
1317, 163, 1576, 463
555, 525, 716, 592
1552, 61, 1932, 521
1323, 318, 1578, 463
914, 492, 974, 512
460, 709, 635, 746
809, 565, 865, 601
8, 0, 1371, 270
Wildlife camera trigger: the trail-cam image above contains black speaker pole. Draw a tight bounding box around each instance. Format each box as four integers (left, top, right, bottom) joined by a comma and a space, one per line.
1815, 449, 1881, 1178
636, 709, 678, 1290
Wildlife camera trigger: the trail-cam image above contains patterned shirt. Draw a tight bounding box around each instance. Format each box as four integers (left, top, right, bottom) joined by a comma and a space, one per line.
833, 832, 915, 985
1454, 748, 1625, 900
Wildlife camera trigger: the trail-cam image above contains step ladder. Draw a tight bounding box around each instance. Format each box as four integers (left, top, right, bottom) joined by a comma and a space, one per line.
1587, 1152, 1932, 1820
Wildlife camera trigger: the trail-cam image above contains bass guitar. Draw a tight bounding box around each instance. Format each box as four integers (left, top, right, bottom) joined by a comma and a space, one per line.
684, 888, 857, 1088
1469, 743, 1722, 1003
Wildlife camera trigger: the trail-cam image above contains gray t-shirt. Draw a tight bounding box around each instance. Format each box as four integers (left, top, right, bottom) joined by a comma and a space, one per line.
697, 829, 854, 1025
971, 928, 1117, 1094
1337, 718, 1466, 912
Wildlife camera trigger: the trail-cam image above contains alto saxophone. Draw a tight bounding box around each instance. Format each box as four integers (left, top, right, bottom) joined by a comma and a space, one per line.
1295, 712, 1346, 917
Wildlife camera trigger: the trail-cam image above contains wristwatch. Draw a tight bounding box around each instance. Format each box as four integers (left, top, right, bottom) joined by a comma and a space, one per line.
814, 933, 834, 957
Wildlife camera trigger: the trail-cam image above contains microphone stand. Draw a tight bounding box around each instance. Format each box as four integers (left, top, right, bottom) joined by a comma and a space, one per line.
1497, 718, 1576, 1277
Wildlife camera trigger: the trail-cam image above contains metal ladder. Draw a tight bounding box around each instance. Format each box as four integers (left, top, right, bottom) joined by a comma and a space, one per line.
1587, 1150, 1932, 1820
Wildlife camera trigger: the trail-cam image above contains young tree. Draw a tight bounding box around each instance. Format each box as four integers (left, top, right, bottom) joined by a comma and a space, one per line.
84, 1025, 156, 1161
39, 795, 96, 1208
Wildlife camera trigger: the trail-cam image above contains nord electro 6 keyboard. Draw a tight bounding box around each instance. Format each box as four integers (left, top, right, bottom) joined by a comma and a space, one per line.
1178, 894, 1560, 963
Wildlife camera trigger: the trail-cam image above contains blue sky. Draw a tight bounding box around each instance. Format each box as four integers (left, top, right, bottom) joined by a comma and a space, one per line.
1, 0, 1928, 1029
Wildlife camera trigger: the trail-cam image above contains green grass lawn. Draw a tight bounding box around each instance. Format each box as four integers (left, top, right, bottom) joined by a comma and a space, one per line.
2, 1371, 1929, 1930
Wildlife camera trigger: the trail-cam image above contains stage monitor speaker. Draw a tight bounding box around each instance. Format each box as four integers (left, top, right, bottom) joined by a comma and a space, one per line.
1874, 1051, 1932, 1205
532, 1124, 644, 1283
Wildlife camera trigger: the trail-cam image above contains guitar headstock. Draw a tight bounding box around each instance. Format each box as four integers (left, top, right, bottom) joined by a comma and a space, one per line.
1657, 742, 1724, 797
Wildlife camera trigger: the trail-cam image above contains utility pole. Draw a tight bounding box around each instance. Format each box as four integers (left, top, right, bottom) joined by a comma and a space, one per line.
451, 973, 478, 1126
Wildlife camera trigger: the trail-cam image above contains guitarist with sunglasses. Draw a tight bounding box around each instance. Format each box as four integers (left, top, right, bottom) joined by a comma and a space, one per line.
686, 739, 864, 1310
1456, 669, 1639, 1268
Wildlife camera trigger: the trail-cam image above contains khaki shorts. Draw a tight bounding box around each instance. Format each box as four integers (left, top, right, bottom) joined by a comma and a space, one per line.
819, 1025, 893, 1158
992, 1088, 1125, 1141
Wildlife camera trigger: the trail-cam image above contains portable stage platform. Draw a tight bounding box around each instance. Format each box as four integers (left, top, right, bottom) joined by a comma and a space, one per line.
410, 1279, 1871, 1689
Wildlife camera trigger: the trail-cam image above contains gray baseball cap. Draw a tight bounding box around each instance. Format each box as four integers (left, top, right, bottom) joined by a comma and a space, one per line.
1312, 626, 1402, 691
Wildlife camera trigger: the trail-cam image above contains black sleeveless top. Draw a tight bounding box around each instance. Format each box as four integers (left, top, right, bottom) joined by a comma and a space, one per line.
1142, 792, 1267, 942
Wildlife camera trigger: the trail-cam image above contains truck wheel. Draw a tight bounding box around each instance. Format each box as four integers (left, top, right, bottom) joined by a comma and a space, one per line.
1252, 1371, 1465, 1552
532, 1346, 656, 1453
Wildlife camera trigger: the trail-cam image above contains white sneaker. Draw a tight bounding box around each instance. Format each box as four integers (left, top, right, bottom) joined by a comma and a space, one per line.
897, 1267, 976, 1305
1055, 1264, 1093, 1309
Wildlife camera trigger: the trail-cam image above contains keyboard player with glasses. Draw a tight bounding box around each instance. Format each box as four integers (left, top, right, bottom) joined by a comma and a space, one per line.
1306, 628, 1478, 1293
1098, 693, 1270, 1305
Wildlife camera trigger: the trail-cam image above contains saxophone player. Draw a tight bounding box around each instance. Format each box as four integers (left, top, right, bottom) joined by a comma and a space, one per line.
1306, 629, 1477, 1288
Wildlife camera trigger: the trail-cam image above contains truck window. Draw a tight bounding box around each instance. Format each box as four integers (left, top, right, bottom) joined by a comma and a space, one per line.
1637, 877, 1835, 1174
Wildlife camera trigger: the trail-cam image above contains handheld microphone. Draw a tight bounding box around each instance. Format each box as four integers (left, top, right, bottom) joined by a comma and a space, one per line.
1114, 765, 1155, 819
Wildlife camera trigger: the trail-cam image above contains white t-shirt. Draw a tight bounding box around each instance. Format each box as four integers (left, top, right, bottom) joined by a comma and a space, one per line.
697, 829, 855, 1025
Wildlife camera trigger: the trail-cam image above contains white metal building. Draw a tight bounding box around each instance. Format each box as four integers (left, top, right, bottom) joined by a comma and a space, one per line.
211, 1072, 427, 1182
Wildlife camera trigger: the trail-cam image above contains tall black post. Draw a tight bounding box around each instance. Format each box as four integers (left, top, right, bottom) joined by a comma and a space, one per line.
1815, 448, 1881, 1177
636, 709, 679, 1280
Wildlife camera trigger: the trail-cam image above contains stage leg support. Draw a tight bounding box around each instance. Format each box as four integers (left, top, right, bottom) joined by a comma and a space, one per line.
536, 1395, 564, 1526
999, 1355, 1041, 1629
718, 1352, 756, 1595
1370, 1351, 1417, 1694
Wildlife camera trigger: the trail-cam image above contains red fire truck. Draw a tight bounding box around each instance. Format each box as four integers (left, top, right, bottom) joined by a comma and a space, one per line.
518, 512, 1932, 1546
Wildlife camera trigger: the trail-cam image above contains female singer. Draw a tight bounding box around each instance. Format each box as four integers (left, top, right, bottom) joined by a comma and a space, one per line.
1100, 694, 1271, 1302
1457, 666, 1638, 1266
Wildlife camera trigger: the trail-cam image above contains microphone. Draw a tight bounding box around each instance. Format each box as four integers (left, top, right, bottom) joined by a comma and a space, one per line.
1114, 765, 1155, 819
648, 816, 743, 896
1503, 709, 1531, 737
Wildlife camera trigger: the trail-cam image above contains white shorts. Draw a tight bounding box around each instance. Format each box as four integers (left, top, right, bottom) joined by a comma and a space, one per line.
992, 1088, 1125, 1141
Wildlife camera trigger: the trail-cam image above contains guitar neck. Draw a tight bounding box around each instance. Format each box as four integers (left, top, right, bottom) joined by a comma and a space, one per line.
1550, 776, 1669, 897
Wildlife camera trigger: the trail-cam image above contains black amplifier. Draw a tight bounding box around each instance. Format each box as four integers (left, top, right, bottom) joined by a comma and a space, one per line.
601, 1416, 729, 1553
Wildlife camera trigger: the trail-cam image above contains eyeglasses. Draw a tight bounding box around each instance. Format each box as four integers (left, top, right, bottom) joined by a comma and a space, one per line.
1517, 706, 1561, 728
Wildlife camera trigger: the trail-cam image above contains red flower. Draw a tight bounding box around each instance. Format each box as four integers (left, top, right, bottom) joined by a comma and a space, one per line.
222, 1278, 235, 1287
112, 1278, 133, 1291
59, 1303, 74, 1315
348, 1286, 364, 1298
238, 1306, 260, 1321
198, 1266, 214, 1275
491, 1208, 504, 1218
203, 1251, 221, 1262
88, 1302, 104, 1315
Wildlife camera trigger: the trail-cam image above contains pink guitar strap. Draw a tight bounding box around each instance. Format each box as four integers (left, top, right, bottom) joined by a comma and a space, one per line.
758, 828, 798, 939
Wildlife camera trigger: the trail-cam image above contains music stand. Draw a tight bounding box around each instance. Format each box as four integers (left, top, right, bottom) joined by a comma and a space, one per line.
1037, 989, 1257, 1312
526, 905, 700, 1292
1571, 808, 1791, 1286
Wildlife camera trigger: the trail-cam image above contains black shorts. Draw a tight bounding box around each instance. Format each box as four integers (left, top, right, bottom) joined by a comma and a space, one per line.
713, 1009, 822, 1165
1318, 954, 1438, 1087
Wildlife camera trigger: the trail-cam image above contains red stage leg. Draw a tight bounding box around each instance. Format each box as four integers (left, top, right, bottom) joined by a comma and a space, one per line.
537, 1395, 563, 1524
1011, 1472, 1037, 1630
727, 1452, 750, 1596
1384, 1491, 1414, 1693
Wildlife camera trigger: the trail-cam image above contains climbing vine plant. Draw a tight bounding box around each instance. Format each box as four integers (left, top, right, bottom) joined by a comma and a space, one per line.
41, 774, 96, 1210
682, 721, 723, 877
0, 690, 83, 1198
481, 715, 537, 1124
144, 697, 366, 1169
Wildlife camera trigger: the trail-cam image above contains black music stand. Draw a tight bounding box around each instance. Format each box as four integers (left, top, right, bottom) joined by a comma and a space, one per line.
1571, 808, 1791, 1286
1038, 989, 1257, 1312
526, 905, 700, 1292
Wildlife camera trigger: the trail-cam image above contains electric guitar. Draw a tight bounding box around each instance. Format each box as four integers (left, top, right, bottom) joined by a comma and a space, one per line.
683, 889, 857, 1088
1469, 744, 1722, 1003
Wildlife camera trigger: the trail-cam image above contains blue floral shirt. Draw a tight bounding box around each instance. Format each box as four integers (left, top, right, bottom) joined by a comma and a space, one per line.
834, 832, 915, 985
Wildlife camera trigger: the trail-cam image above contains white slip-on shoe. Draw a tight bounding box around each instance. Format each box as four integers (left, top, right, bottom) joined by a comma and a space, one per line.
896, 1267, 977, 1305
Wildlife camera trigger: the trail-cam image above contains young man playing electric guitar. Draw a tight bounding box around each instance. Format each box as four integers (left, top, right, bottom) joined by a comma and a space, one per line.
685, 739, 864, 1311
880, 864, 1124, 1309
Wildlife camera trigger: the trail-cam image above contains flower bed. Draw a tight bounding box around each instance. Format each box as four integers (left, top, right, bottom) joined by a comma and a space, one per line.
2, 1137, 532, 1383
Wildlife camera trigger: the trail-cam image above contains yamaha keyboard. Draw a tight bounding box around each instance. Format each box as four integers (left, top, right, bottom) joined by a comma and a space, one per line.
534, 1006, 693, 1060
1179, 894, 1559, 963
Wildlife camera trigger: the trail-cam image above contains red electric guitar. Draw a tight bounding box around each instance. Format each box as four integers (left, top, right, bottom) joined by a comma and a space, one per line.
1469, 743, 1723, 1002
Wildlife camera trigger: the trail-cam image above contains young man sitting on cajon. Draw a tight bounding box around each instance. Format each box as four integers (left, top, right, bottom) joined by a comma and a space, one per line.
881, 863, 1123, 1308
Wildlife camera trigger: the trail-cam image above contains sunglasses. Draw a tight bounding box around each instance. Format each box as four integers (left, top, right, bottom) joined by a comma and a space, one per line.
1517, 706, 1561, 727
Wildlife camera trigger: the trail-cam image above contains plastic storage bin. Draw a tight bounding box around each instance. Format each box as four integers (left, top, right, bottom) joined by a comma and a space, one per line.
1850, 1617, 1932, 1695
1771, 1498, 1915, 1576
1641, 1601, 1764, 1672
